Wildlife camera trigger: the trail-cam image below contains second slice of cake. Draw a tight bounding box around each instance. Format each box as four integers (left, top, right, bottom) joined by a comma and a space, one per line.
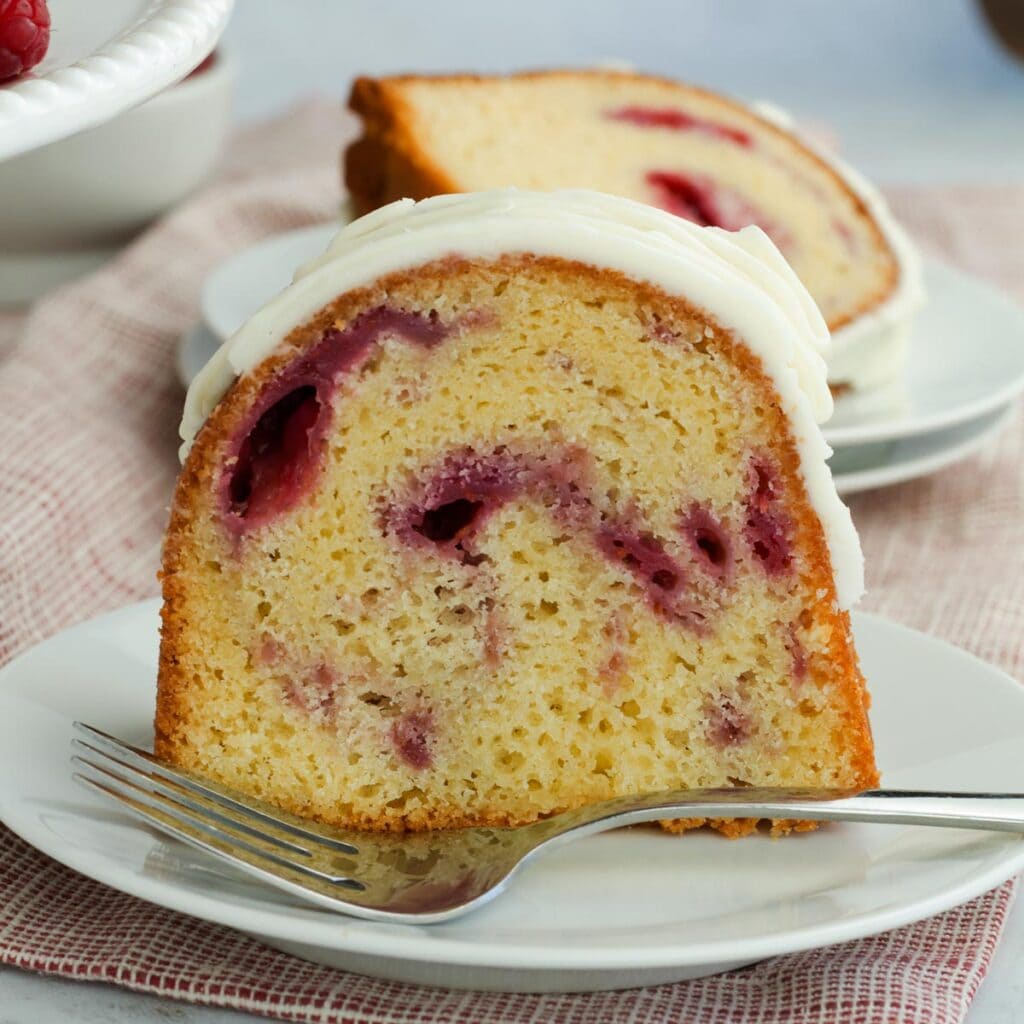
345, 69, 923, 393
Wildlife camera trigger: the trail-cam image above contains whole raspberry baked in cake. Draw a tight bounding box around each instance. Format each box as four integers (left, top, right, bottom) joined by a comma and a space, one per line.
345, 69, 923, 393
159, 190, 877, 835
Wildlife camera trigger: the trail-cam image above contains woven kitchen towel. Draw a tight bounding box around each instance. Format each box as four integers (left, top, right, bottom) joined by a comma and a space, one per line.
0, 100, 1022, 1023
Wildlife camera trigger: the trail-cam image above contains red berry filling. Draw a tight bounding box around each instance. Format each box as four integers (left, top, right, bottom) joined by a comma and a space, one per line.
646, 171, 791, 250
391, 710, 434, 770
265, 640, 438, 766
414, 451, 524, 541
387, 447, 710, 629
385, 448, 540, 563
229, 386, 322, 526
482, 604, 506, 667
647, 171, 724, 227
608, 106, 752, 147
594, 526, 702, 627
786, 624, 808, 686
681, 503, 733, 581
598, 612, 628, 694
258, 635, 285, 665
284, 662, 341, 721
223, 307, 451, 534
706, 692, 753, 747
744, 458, 793, 575
416, 498, 482, 543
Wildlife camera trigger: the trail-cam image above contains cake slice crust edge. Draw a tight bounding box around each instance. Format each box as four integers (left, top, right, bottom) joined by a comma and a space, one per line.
157, 254, 878, 836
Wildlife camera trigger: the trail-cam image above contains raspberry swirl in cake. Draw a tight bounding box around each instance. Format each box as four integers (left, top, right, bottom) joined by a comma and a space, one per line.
162, 190, 876, 835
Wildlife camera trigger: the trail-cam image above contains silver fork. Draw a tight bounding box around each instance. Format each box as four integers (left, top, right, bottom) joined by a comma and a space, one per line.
71, 722, 1024, 924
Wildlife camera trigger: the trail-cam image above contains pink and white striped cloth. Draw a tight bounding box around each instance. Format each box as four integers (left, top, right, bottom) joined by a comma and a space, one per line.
0, 102, 1022, 1023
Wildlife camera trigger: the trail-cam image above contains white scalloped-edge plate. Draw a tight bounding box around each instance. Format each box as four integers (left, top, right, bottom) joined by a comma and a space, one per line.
0, 0, 234, 161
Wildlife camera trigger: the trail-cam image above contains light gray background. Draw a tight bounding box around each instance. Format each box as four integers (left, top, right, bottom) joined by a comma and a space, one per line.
3, 1, 1023, 1021
224, 0, 1024, 182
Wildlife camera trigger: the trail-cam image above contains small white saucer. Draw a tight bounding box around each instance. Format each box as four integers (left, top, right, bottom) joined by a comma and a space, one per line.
198, 224, 1024, 452
831, 403, 1014, 495
1, 600, 1022, 992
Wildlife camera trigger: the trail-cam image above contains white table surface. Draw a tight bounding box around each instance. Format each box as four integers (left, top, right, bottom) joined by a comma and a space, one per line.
3, 0, 1023, 1019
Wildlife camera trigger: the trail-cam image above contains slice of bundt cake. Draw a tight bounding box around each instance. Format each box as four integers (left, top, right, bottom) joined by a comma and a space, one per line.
345, 69, 922, 393
159, 190, 877, 836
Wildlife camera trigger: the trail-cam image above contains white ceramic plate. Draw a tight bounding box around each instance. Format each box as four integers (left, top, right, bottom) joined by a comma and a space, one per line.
0, 0, 234, 161
1, 600, 1023, 992
831, 402, 1014, 495
176, 321, 1016, 497
200, 226, 1024, 451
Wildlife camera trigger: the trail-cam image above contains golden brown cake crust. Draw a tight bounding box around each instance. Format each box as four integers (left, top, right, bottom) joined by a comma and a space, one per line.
344, 68, 898, 334
157, 254, 878, 835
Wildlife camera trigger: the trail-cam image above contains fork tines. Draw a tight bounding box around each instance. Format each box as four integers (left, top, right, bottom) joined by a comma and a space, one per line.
70, 722, 366, 893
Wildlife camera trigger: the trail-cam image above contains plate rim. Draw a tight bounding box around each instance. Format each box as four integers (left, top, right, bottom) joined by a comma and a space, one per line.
833, 402, 1015, 495
1, 599, 1023, 973
0, 0, 235, 161
823, 259, 1024, 446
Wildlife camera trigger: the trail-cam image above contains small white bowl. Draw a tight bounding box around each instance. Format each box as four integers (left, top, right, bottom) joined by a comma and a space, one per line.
0, 49, 235, 305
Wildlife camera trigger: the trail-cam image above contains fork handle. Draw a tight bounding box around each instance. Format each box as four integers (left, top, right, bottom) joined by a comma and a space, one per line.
751, 790, 1024, 833
563, 788, 1024, 836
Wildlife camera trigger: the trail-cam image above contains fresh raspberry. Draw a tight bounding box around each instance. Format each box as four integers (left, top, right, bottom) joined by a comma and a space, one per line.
0, 0, 50, 82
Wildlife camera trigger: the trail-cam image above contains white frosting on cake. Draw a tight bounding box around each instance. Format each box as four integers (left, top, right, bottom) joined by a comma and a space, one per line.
753, 101, 925, 390
180, 189, 864, 607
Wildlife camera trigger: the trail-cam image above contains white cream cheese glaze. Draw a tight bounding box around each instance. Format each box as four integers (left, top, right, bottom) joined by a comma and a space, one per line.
180, 189, 864, 607
753, 101, 925, 390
